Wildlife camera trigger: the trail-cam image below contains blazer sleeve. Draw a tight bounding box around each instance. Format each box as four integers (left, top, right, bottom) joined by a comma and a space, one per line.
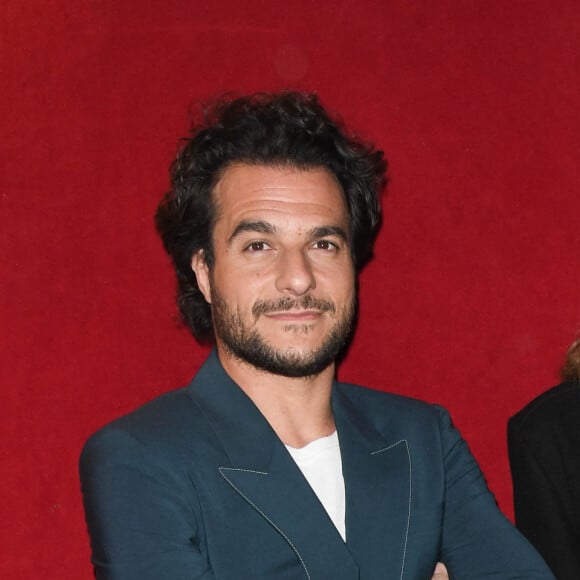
508, 417, 580, 580
79, 426, 214, 580
435, 406, 554, 579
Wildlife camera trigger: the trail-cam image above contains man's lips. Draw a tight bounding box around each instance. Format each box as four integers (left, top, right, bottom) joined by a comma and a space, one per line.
264, 310, 323, 321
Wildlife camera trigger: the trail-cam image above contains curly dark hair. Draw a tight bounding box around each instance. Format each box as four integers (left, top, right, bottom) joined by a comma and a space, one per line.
155, 91, 387, 342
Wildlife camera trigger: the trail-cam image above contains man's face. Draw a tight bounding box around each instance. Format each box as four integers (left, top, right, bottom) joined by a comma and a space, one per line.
192, 164, 356, 377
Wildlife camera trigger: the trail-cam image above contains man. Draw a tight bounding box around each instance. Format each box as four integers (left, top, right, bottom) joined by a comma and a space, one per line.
509, 337, 580, 579
80, 92, 553, 579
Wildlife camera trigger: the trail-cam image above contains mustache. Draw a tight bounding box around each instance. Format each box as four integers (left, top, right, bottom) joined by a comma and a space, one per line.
252, 295, 336, 318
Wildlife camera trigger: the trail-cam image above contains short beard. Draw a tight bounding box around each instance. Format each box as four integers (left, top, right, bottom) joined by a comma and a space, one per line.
211, 291, 356, 378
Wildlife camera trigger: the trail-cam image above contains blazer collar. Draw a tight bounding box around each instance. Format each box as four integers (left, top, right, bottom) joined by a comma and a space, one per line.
187, 349, 279, 471
187, 351, 411, 579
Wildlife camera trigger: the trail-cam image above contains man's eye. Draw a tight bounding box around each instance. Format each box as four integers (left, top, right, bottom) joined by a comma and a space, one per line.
313, 240, 338, 251
245, 241, 269, 252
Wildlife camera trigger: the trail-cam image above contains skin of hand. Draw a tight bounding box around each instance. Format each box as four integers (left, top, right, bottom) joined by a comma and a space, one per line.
431, 562, 448, 579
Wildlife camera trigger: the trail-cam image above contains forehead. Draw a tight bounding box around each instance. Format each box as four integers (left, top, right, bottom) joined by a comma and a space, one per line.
213, 164, 349, 230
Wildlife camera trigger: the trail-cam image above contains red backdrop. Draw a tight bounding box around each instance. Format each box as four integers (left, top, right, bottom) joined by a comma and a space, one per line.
2, 1, 579, 577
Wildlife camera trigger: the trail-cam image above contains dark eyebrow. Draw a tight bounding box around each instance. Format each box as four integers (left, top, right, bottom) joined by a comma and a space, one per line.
229, 220, 277, 243
309, 226, 349, 242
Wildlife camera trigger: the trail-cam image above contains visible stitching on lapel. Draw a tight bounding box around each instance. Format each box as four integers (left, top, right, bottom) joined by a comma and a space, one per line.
219, 467, 268, 475
219, 467, 311, 580
369, 439, 412, 580
370, 439, 406, 455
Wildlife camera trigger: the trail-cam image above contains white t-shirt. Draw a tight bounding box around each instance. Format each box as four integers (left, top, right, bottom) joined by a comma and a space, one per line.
285, 431, 346, 541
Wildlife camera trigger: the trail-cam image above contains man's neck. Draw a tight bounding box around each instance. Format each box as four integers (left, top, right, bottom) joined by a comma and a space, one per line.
216, 346, 336, 448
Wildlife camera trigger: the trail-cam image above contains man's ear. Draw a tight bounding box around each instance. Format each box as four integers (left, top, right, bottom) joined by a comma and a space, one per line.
191, 250, 212, 304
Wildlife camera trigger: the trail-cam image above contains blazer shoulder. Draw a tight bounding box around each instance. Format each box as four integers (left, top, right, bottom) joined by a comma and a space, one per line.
334, 381, 443, 425
508, 381, 580, 445
81, 383, 207, 464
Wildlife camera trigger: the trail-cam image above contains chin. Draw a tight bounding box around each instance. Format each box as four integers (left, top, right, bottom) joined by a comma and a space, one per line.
269, 336, 328, 355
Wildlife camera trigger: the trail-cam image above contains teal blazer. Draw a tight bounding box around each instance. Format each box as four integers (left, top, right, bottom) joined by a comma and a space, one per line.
80, 352, 553, 579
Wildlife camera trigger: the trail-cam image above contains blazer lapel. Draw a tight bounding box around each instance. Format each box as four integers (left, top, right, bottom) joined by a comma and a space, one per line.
220, 443, 360, 580
189, 352, 360, 580
333, 385, 412, 579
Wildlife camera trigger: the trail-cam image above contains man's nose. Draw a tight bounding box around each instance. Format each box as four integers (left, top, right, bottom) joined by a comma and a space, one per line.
274, 249, 316, 296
